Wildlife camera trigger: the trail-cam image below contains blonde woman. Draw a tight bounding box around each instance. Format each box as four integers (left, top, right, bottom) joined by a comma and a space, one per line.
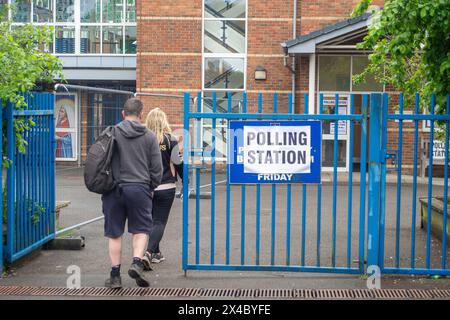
142, 108, 183, 269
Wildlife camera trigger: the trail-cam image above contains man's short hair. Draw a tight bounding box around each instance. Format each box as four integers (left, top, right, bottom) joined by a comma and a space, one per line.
123, 98, 144, 117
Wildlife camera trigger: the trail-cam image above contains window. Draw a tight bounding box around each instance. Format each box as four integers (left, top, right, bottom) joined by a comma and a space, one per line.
81, 26, 100, 53
318, 55, 383, 92
33, 0, 53, 22
319, 56, 351, 92
203, 0, 247, 92
202, 0, 247, 160
80, 0, 100, 22
8, 0, 136, 55
352, 56, 383, 92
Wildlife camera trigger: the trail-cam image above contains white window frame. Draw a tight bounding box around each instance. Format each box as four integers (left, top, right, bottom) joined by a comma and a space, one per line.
8, 0, 136, 56
317, 54, 386, 172
201, 0, 248, 162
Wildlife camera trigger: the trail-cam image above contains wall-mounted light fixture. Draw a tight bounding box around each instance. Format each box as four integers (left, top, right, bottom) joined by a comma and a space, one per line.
254, 66, 267, 80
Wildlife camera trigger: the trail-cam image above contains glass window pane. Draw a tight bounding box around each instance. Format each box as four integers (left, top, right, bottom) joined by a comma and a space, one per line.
352, 56, 383, 92
12, 0, 31, 22
204, 58, 244, 90
124, 26, 136, 54
319, 56, 351, 92
55, 0, 74, 22
81, 26, 100, 53
80, 0, 100, 22
205, 0, 246, 19
103, 0, 123, 23
55, 26, 75, 53
102, 26, 123, 54
126, 0, 135, 22
322, 140, 346, 167
204, 20, 245, 54
33, 0, 53, 22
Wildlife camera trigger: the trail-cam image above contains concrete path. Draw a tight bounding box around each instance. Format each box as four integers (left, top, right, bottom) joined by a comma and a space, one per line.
1, 166, 449, 293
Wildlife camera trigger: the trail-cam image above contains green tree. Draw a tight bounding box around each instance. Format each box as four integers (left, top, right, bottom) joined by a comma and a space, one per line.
0, 4, 63, 165
352, 0, 450, 116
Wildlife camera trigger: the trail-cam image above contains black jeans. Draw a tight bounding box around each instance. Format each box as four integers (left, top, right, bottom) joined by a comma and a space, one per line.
147, 188, 176, 253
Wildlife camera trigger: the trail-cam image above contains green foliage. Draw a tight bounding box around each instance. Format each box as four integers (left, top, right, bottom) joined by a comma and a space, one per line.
0, 4, 63, 167
354, 0, 450, 118
351, 0, 373, 17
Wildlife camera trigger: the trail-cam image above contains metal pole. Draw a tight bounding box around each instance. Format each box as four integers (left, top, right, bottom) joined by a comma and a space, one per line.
367, 93, 383, 269
55, 216, 104, 237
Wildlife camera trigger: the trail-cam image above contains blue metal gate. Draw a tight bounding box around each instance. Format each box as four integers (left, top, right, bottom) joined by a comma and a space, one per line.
182, 92, 450, 276
2, 93, 56, 264
369, 93, 450, 276
182, 92, 369, 274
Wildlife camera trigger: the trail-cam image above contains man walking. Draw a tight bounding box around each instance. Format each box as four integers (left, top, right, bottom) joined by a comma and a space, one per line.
102, 98, 162, 288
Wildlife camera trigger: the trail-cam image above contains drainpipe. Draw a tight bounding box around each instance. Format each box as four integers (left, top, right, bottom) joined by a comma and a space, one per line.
292, 0, 298, 111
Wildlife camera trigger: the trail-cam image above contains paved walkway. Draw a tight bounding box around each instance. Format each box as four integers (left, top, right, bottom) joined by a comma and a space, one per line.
0, 167, 449, 295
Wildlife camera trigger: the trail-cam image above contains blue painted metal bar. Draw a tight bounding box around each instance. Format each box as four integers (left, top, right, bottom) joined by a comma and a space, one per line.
316, 94, 324, 268
32, 114, 39, 244
241, 93, 247, 265
182, 93, 190, 271
410, 94, 420, 269
271, 93, 278, 266
359, 94, 368, 272
426, 94, 435, 269
185, 264, 361, 274
331, 93, 339, 267
286, 93, 293, 266
255, 93, 263, 266
188, 113, 364, 121
301, 94, 308, 266
211, 92, 217, 265
16, 121, 23, 252
347, 94, 355, 268
395, 93, 404, 268
11, 234, 55, 262
367, 93, 383, 268
225, 92, 231, 265
6, 102, 15, 261
387, 114, 450, 120
50, 93, 56, 238
382, 267, 450, 276
442, 94, 449, 269
195, 92, 201, 265
378, 93, 388, 269
13, 110, 53, 116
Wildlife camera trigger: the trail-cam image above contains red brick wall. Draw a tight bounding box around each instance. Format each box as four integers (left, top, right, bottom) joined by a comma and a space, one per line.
135, 0, 445, 176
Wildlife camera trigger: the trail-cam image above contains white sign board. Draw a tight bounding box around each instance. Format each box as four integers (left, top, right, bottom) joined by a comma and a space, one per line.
242, 125, 312, 174
433, 141, 446, 160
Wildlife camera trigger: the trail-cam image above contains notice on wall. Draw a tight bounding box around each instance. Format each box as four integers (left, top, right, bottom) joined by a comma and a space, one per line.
433, 141, 447, 160
228, 121, 322, 184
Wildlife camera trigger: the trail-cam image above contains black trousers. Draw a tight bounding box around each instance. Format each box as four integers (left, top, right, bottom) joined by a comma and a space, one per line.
147, 188, 176, 253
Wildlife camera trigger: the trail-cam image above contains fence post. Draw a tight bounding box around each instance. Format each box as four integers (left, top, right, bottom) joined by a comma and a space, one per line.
367, 93, 383, 270
182, 92, 190, 274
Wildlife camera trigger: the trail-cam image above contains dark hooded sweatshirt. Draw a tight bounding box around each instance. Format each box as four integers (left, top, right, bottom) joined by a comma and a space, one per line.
111, 120, 162, 190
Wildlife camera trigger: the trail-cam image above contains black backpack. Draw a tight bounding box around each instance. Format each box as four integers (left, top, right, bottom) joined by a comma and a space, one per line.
84, 126, 119, 194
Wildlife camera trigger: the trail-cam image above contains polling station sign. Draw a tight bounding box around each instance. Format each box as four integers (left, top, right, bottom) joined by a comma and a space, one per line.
228, 121, 322, 184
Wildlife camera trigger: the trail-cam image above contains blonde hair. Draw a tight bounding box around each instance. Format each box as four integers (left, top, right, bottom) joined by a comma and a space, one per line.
145, 108, 172, 144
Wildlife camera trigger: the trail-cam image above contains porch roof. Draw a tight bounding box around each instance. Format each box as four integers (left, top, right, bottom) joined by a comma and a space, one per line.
281, 12, 374, 54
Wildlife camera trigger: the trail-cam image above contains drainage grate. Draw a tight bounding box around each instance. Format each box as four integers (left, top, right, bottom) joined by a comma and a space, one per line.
0, 286, 449, 299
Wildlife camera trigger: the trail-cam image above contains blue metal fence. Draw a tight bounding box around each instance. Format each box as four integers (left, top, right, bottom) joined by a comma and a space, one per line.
183, 91, 369, 274
376, 93, 450, 276
183, 91, 450, 276
3, 93, 56, 264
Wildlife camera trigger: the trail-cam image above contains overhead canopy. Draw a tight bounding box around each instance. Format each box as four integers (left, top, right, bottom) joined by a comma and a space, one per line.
281, 13, 374, 54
